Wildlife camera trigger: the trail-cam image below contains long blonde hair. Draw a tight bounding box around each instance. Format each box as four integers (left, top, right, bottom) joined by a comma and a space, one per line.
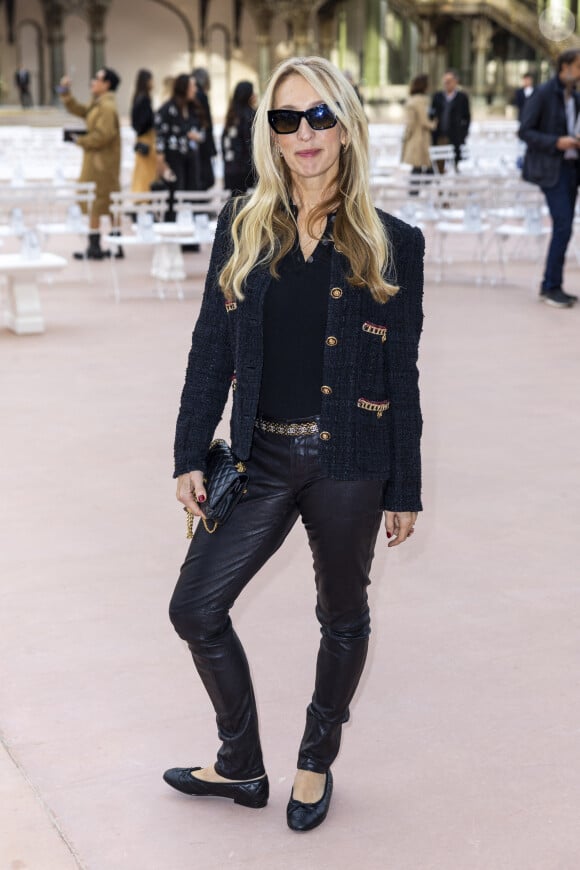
219, 56, 398, 303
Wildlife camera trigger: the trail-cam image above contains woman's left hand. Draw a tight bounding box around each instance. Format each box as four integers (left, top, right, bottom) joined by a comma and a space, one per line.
384, 511, 417, 547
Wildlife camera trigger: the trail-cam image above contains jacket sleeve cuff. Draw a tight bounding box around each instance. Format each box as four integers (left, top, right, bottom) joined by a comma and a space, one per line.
173, 451, 208, 479
381, 481, 423, 513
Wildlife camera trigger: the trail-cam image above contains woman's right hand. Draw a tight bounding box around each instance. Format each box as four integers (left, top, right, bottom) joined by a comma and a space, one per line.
60, 75, 71, 92
176, 470, 207, 518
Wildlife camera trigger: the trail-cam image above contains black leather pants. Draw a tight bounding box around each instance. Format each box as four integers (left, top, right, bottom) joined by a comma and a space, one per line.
169, 424, 383, 779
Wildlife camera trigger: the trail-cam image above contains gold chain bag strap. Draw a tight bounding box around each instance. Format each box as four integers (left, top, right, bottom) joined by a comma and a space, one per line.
185, 439, 248, 538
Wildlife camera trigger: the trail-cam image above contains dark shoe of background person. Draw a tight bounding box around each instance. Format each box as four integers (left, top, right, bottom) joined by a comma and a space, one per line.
286, 770, 333, 832
162, 767, 269, 808
73, 247, 110, 261
73, 233, 111, 261
539, 289, 574, 308
541, 287, 578, 304
110, 229, 125, 259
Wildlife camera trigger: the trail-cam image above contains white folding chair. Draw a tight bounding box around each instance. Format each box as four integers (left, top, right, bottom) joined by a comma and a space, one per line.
491, 182, 550, 283
109, 190, 170, 232
431, 178, 492, 283
429, 145, 456, 175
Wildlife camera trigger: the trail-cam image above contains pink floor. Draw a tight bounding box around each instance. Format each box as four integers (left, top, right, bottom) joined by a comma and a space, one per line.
1, 233, 579, 870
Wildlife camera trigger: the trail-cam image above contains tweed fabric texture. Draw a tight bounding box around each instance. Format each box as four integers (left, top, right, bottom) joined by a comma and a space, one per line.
174, 200, 424, 512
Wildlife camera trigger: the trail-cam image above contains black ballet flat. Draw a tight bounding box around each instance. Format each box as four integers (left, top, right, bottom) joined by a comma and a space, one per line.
286, 770, 333, 832
163, 766, 269, 808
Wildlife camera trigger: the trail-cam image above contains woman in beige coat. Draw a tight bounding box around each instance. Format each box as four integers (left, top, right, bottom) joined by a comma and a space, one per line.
60, 68, 121, 260
401, 74, 437, 179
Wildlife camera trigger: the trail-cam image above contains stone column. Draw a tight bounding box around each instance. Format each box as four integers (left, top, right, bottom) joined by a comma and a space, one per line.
337, 3, 347, 70
317, 6, 336, 60
289, 7, 312, 55
363, 0, 387, 96
250, 4, 274, 93
417, 18, 436, 79
491, 30, 509, 107
88, 2, 110, 74
471, 16, 493, 102
44, 1, 65, 105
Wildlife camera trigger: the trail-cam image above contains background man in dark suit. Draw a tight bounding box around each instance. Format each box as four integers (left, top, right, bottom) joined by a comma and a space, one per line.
513, 72, 535, 121
431, 69, 471, 169
519, 49, 580, 308
14, 67, 32, 108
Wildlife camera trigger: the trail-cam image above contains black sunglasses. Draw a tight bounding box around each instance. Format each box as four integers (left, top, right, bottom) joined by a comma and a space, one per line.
267, 103, 338, 134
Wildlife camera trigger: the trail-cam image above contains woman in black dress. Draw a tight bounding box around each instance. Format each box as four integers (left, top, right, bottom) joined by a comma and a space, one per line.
192, 67, 217, 191
155, 74, 207, 219
222, 80, 256, 195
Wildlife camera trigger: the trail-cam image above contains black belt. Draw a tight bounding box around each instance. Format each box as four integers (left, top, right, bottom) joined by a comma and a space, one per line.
254, 417, 319, 436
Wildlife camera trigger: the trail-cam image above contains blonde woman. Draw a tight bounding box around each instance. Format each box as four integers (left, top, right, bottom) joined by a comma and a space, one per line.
164, 56, 425, 832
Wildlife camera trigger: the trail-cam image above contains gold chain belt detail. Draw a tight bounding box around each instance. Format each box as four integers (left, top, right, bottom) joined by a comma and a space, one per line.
254, 418, 319, 436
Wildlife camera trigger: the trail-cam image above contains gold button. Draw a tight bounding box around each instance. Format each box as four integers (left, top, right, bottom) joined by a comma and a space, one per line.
321, 385, 333, 396
326, 336, 338, 347
330, 287, 343, 299
320, 431, 331, 441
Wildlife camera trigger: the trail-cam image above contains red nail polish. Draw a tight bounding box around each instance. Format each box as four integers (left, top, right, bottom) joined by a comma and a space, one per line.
387, 532, 392, 538
197, 494, 206, 503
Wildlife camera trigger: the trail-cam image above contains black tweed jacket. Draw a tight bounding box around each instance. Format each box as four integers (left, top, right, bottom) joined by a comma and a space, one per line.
174, 202, 424, 512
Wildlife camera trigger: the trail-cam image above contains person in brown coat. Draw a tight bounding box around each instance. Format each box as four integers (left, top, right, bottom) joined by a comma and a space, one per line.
60, 68, 121, 260
401, 74, 437, 180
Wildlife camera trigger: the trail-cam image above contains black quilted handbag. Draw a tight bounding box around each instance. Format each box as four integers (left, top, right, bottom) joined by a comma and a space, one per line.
186, 439, 248, 537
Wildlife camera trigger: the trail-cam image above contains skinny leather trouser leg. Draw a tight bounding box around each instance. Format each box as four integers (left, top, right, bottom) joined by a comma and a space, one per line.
168, 426, 384, 779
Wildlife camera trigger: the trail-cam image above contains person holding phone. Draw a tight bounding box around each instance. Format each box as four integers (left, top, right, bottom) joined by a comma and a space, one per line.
163, 56, 425, 832
520, 49, 580, 308
59, 68, 121, 260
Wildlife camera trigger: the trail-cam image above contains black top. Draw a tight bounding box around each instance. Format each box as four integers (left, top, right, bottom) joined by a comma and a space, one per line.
258, 218, 334, 420
132, 95, 154, 137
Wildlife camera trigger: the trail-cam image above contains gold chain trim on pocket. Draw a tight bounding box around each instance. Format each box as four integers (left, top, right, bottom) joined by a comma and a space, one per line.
362, 322, 387, 343
357, 398, 390, 419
